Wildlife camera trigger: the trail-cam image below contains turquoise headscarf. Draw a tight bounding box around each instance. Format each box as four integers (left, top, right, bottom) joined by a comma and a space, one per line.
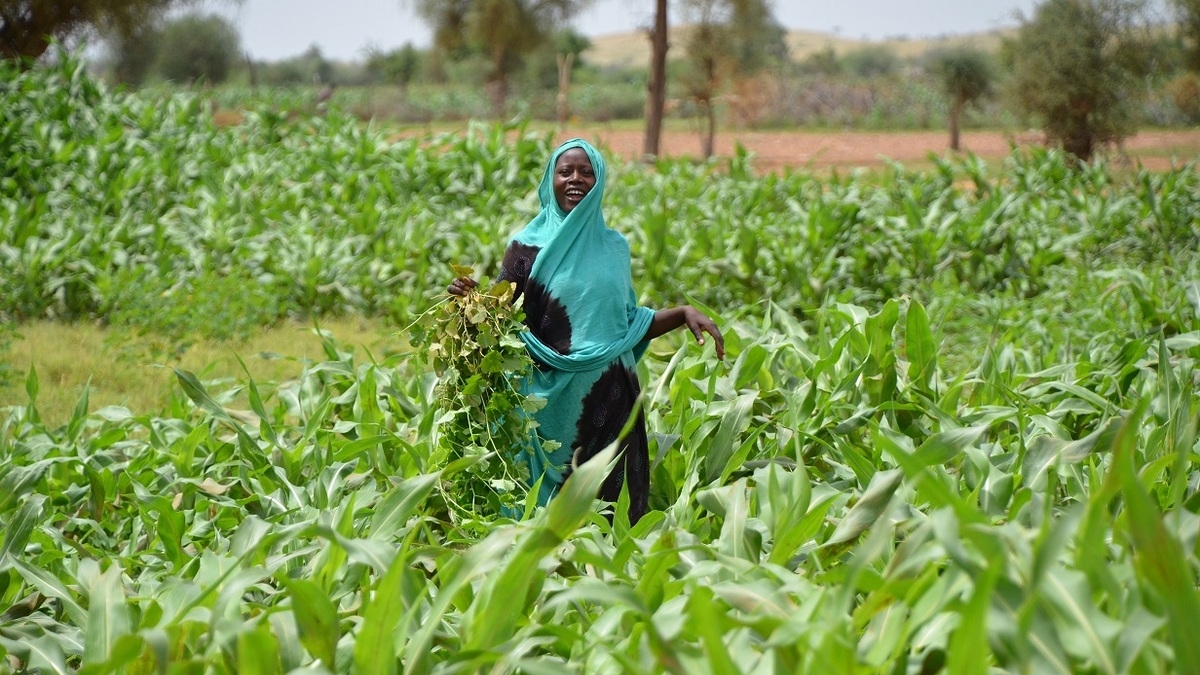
509, 139, 656, 506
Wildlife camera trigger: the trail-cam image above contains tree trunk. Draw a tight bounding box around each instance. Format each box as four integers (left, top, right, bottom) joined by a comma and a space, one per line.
0, 2, 92, 63
701, 100, 715, 159
643, 0, 669, 160
487, 75, 508, 120
700, 55, 717, 159
246, 53, 258, 88
489, 46, 508, 120
0, 19, 53, 62
1063, 125, 1094, 163
556, 52, 575, 128
949, 99, 963, 151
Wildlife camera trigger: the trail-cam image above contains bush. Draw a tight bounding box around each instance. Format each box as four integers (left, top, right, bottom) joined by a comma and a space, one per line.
1169, 71, 1200, 122
1008, 0, 1153, 162
101, 267, 284, 361
156, 12, 242, 85
842, 45, 902, 78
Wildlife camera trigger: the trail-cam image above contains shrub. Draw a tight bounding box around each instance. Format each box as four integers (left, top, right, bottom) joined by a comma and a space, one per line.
1169, 71, 1200, 122
155, 12, 242, 85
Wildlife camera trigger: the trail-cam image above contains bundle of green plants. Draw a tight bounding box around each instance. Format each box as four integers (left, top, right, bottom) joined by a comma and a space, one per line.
409, 266, 543, 532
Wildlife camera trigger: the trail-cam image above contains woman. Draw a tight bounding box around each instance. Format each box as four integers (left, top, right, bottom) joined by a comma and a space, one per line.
449, 138, 724, 523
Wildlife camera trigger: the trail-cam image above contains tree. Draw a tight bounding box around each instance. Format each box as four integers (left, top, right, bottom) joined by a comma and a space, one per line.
676, 0, 785, 159
0, 0, 236, 63
155, 12, 240, 85
365, 43, 424, 92
1009, 0, 1154, 162
105, 15, 162, 85
681, 0, 732, 159
642, 0, 668, 159
928, 47, 995, 151
726, 0, 787, 76
1171, 0, 1200, 72
409, 0, 591, 118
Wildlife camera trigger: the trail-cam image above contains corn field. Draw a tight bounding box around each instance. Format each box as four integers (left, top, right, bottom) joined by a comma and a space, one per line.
2, 55, 1200, 675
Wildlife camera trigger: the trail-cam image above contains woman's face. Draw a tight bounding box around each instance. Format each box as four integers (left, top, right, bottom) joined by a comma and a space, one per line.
552, 148, 596, 213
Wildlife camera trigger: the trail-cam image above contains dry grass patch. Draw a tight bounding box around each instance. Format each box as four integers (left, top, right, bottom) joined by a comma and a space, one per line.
0, 317, 396, 427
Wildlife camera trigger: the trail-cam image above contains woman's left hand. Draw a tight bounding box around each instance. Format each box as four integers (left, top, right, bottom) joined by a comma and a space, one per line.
682, 306, 725, 361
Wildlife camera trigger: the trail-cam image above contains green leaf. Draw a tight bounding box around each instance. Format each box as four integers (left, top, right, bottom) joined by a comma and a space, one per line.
11, 558, 88, 626
0, 463, 49, 514
905, 299, 937, 393
702, 392, 757, 485
686, 585, 739, 674
25, 635, 70, 675
946, 563, 1000, 675
823, 469, 903, 547
464, 444, 618, 652
238, 622, 282, 675
353, 551, 409, 675
1113, 405, 1200, 674
25, 363, 38, 401
280, 577, 340, 668
369, 473, 440, 540
0, 494, 46, 569
912, 425, 987, 467
82, 563, 132, 667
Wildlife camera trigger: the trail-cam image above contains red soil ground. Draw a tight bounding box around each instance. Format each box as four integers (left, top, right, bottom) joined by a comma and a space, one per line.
551, 128, 1200, 173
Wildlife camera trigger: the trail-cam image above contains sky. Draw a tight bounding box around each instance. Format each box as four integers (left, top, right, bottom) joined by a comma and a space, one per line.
206, 0, 1047, 62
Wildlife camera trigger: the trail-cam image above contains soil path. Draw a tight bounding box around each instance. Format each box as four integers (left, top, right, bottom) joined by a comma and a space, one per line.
551, 128, 1200, 173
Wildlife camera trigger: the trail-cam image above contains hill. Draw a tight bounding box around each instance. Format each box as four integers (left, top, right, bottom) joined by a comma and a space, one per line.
585, 26, 1014, 70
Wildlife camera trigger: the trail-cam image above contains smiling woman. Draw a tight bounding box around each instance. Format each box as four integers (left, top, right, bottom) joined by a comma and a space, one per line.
448, 138, 724, 523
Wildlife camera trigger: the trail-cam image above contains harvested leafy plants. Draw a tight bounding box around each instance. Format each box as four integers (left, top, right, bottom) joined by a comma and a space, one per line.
2, 54, 1200, 675
410, 266, 543, 531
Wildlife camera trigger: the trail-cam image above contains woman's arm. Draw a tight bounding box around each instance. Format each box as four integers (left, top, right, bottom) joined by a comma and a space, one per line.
646, 306, 725, 360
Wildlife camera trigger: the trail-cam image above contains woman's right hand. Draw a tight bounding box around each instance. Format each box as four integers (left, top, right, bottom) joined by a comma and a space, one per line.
448, 276, 478, 296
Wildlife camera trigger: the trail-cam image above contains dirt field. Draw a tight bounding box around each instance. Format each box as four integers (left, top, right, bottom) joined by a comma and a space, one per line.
552, 128, 1200, 173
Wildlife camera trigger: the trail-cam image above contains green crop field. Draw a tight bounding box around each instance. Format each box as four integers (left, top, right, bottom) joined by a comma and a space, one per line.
2, 56, 1200, 675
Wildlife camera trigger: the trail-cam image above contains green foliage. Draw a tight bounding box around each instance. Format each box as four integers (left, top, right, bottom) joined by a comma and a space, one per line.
4, 50, 1200, 675
409, 268, 541, 530
841, 44, 902, 78
1172, 0, 1200, 71
928, 46, 995, 106
252, 45, 337, 86
1169, 70, 1200, 121
104, 17, 164, 86
155, 12, 242, 84
2, 292, 1199, 673
364, 43, 424, 89
4, 53, 1200, 356
680, 3, 731, 102
797, 45, 843, 76
101, 267, 284, 361
1008, 0, 1154, 161
0, 0, 233, 62
928, 46, 996, 149
0, 320, 15, 387
521, 28, 591, 89
411, 0, 593, 113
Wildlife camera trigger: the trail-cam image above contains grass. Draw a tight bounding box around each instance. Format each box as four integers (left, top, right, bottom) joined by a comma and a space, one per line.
0, 317, 393, 427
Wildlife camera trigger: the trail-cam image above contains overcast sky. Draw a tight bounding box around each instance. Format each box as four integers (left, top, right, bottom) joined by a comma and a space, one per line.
208, 1, 1047, 62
